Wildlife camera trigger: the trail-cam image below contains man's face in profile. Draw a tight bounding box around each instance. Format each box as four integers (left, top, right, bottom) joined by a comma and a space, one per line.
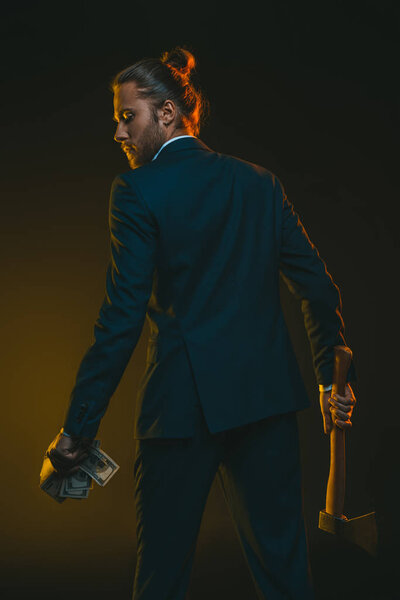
113, 81, 166, 169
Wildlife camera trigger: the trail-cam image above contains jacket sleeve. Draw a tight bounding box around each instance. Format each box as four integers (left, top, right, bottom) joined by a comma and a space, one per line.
275, 175, 357, 388
62, 174, 158, 438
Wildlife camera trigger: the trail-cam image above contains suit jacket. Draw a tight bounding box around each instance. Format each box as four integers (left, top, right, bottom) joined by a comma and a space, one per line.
62, 136, 357, 439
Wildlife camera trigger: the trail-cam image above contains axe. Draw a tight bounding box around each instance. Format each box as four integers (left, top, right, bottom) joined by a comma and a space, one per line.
318, 345, 378, 556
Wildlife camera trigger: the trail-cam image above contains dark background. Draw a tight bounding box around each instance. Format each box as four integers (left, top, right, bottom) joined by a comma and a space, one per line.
1, 1, 398, 598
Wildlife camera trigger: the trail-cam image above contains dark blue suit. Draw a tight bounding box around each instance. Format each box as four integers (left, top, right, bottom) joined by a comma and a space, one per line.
62, 136, 356, 599
63, 136, 356, 439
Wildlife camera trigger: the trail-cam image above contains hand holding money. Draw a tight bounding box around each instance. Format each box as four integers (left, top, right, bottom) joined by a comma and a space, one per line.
40, 431, 120, 502
45, 428, 93, 476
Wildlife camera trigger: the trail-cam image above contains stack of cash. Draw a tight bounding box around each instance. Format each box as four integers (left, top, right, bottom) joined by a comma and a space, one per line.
39, 439, 120, 503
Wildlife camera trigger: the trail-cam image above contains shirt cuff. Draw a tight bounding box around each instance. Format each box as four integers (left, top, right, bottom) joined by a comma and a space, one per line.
61, 428, 72, 437
319, 383, 333, 392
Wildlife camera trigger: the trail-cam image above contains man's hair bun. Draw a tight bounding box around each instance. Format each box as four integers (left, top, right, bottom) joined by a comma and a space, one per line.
161, 47, 196, 80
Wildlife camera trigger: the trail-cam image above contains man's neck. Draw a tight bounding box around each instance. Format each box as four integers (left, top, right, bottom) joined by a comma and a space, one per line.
164, 128, 193, 143
151, 132, 195, 162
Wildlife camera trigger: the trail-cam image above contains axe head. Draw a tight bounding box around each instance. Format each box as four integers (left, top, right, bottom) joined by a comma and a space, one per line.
319, 509, 378, 556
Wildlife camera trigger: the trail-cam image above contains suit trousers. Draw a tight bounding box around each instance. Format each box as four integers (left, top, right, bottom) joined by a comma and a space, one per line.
131, 401, 314, 600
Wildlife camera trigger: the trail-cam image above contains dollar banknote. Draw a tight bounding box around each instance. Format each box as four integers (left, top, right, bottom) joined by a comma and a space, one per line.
39, 456, 66, 503
40, 439, 119, 502
78, 446, 120, 487
58, 468, 93, 498
57, 442, 101, 498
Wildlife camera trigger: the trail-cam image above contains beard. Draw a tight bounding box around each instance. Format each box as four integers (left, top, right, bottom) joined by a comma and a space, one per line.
124, 118, 166, 169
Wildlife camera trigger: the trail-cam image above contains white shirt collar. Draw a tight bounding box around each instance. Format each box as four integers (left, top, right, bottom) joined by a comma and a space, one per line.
152, 135, 195, 161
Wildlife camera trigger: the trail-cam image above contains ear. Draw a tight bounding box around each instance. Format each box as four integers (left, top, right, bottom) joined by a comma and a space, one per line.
158, 99, 177, 127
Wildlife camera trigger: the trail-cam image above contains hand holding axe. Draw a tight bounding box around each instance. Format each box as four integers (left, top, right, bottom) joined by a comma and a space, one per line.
318, 345, 378, 556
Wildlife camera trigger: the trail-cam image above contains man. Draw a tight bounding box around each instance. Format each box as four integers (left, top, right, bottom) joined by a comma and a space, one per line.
44, 47, 357, 599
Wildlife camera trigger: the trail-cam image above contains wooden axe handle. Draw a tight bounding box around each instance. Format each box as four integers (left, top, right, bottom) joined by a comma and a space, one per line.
325, 345, 353, 518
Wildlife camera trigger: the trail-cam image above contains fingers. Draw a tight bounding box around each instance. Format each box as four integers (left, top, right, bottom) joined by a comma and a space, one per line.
329, 401, 354, 416
320, 384, 357, 434
329, 388, 356, 415
331, 418, 352, 430
46, 448, 89, 477
332, 389, 356, 405
44, 429, 93, 479
331, 409, 353, 429
69, 464, 84, 475
327, 386, 356, 431
46, 449, 71, 473
328, 400, 353, 430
